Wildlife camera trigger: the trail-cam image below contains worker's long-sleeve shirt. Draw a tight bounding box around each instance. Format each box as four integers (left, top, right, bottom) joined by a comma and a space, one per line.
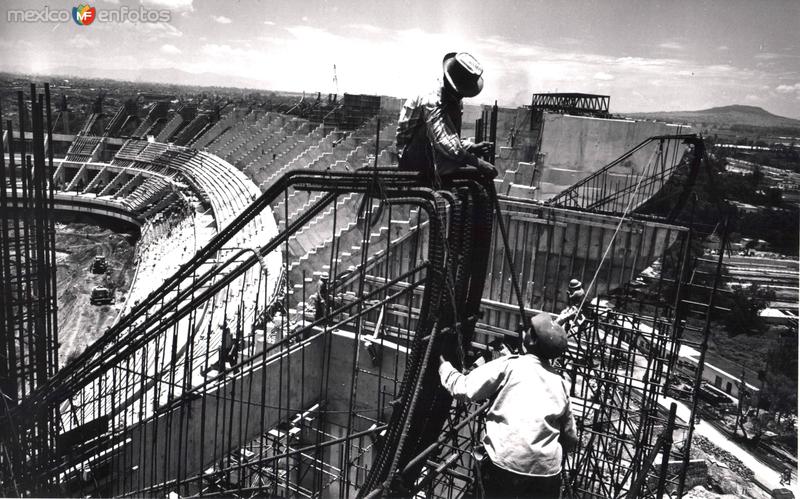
395, 84, 479, 175
439, 354, 578, 477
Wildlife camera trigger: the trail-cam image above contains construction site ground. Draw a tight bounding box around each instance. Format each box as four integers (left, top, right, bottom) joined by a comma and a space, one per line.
55, 222, 136, 367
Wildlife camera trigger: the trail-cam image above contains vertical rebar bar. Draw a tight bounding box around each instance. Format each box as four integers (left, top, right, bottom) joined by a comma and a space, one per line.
655, 402, 678, 498
675, 217, 728, 498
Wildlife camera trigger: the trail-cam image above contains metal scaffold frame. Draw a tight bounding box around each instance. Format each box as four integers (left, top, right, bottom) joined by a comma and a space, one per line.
382, 221, 721, 499
0, 83, 725, 498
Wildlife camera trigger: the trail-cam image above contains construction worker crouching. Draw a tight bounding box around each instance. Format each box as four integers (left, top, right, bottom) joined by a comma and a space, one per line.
439, 314, 578, 498
556, 278, 586, 332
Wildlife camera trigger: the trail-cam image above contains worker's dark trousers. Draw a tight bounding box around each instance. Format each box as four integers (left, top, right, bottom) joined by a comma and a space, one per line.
478, 459, 561, 499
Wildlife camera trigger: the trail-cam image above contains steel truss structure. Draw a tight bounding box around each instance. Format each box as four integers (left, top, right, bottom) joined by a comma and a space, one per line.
531, 93, 611, 118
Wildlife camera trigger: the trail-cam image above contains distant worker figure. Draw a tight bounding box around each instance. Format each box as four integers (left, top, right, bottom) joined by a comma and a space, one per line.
439, 314, 578, 499
556, 279, 586, 331
216, 321, 238, 369
313, 276, 334, 322
780, 467, 792, 486
203, 321, 238, 376
396, 52, 497, 185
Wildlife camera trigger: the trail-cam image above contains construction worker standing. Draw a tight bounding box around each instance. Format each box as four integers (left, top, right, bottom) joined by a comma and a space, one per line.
439, 314, 578, 498
312, 276, 333, 322
396, 52, 497, 185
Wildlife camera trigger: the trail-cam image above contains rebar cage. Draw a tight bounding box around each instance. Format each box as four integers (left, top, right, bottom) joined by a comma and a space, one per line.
391, 258, 693, 499
0, 85, 717, 499
0, 85, 60, 494
4, 166, 498, 498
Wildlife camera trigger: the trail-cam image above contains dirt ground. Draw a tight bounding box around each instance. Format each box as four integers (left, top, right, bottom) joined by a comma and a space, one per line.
56, 222, 137, 367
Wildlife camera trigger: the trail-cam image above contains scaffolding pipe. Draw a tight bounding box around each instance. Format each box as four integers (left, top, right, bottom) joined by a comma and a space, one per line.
675, 218, 728, 498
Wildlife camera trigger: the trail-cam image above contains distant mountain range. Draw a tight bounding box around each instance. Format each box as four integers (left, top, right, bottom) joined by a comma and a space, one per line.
625, 105, 800, 130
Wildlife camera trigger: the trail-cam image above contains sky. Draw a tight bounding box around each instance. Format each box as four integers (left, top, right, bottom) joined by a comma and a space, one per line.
1, 0, 799, 117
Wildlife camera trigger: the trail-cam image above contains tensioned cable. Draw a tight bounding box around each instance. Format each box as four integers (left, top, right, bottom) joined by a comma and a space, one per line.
570, 144, 661, 333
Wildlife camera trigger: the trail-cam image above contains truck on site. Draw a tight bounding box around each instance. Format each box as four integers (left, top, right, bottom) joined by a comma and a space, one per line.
92, 255, 108, 274
90, 287, 114, 305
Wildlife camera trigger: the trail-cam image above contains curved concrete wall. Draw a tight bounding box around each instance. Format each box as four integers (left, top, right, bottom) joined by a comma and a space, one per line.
4, 189, 142, 228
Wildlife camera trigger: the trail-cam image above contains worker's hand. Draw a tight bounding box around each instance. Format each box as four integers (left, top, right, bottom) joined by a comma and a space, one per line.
476, 158, 498, 179
555, 308, 577, 325
467, 141, 493, 157
439, 354, 447, 366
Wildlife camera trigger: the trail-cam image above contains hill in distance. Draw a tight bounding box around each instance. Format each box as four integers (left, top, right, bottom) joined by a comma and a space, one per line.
625, 105, 800, 130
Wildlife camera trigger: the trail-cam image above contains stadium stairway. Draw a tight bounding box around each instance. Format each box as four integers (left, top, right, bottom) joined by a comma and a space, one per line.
288, 202, 420, 306
251, 127, 344, 190
207, 111, 274, 159
217, 112, 283, 160
190, 108, 246, 149
173, 114, 211, 146
226, 114, 290, 166
228, 117, 310, 170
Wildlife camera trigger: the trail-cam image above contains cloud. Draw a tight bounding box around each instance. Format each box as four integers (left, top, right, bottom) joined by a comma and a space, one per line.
213, 15, 232, 24
71, 35, 99, 49
477, 35, 544, 59
776, 83, 800, 93
116, 23, 798, 117
705, 64, 735, 73
141, 0, 194, 10
718, 45, 729, 51
111, 22, 183, 38
753, 52, 800, 61
200, 43, 236, 56
264, 20, 276, 26
346, 23, 383, 34
161, 43, 182, 55
658, 42, 685, 50
557, 37, 582, 46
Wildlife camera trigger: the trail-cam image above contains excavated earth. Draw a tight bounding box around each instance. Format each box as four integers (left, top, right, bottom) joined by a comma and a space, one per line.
685, 435, 773, 499
56, 222, 137, 367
